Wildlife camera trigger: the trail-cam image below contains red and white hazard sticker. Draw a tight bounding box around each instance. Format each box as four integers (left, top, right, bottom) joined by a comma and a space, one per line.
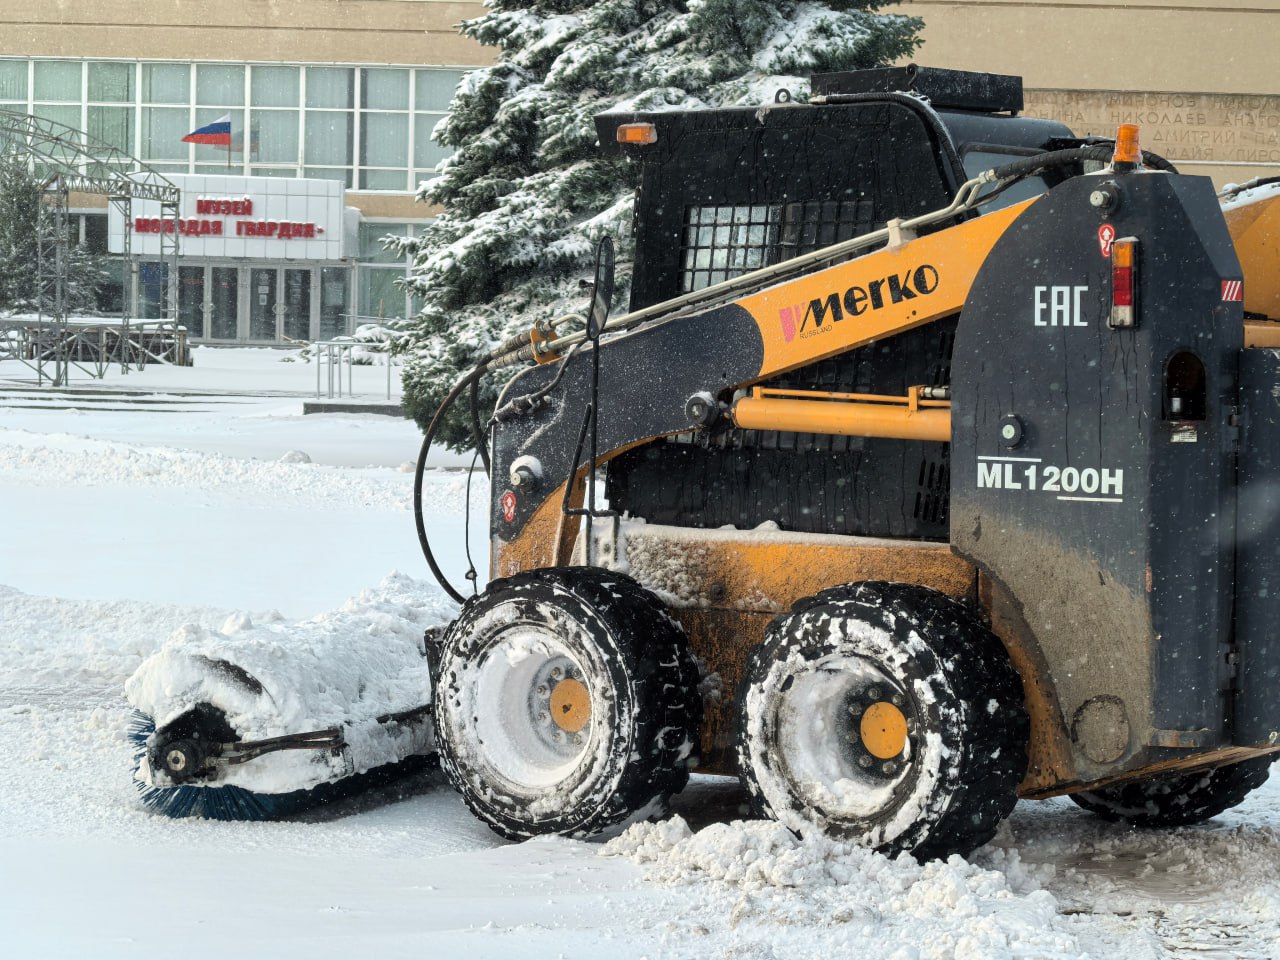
501, 490, 517, 523
1097, 223, 1116, 258
1222, 280, 1243, 302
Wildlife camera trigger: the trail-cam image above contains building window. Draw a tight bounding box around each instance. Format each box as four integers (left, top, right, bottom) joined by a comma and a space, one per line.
320, 267, 351, 339
0, 59, 27, 102
88, 105, 133, 155
142, 107, 189, 162
88, 62, 133, 103
33, 60, 81, 102
196, 64, 244, 107
142, 63, 189, 104
306, 67, 353, 110
0, 58, 470, 190
357, 221, 415, 321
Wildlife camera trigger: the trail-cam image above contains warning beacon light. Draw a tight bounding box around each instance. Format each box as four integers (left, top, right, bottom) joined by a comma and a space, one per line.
1112, 124, 1142, 171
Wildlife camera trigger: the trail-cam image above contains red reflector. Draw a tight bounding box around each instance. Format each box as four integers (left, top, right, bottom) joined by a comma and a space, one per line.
1113, 267, 1134, 306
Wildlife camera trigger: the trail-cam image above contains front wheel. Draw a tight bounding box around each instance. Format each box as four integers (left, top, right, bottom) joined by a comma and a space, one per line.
735, 581, 1029, 860
433, 566, 701, 840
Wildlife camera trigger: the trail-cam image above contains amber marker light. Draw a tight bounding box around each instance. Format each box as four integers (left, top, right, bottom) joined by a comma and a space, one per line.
616, 122, 657, 146
1112, 123, 1142, 170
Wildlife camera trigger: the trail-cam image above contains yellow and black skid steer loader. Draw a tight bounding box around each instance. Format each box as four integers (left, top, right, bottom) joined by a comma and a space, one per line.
128, 66, 1280, 858
417, 66, 1280, 859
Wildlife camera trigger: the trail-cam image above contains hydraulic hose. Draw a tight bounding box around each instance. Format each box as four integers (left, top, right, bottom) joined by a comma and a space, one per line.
414, 362, 489, 605
468, 374, 490, 476
985, 143, 1175, 184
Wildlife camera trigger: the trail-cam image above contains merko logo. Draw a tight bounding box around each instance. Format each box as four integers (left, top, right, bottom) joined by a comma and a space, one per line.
777, 264, 940, 342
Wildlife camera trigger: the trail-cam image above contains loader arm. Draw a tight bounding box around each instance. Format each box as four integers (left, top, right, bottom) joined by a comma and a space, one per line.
488, 199, 1033, 575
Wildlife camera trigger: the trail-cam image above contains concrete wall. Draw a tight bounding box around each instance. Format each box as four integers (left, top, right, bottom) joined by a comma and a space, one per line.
888, 0, 1280, 186
0, 1, 490, 68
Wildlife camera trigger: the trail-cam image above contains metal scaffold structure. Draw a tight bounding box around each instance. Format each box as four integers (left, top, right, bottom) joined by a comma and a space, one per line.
0, 111, 182, 386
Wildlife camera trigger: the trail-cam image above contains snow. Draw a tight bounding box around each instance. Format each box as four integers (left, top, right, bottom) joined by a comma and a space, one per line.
126, 572, 440, 794
4, 349, 1280, 958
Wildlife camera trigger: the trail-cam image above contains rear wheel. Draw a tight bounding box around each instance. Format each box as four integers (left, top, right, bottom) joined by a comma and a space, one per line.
433, 566, 701, 840
1070, 757, 1273, 827
736, 581, 1028, 860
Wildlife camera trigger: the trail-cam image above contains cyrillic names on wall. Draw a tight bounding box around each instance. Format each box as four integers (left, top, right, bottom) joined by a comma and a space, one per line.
1024, 90, 1280, 166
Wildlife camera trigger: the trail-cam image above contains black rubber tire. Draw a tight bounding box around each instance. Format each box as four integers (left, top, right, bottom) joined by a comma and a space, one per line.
735, 580, 1029, 860
433, 566, 701, 841
1069, 756, 1274, 827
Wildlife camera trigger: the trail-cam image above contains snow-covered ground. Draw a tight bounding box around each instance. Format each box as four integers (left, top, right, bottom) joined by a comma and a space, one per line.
2, 350, 1279, 959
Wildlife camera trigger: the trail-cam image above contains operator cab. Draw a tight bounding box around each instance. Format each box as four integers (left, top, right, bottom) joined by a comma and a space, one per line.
596, 66, 1081, 543
597, 65, 1077, 311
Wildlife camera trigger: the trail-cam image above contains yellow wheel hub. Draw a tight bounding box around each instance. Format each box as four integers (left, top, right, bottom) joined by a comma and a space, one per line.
549, 678, 591, 733
860, 701, 908, 760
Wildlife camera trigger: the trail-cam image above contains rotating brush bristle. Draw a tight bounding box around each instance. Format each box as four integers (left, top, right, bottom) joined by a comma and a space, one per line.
126, 711, 432, 821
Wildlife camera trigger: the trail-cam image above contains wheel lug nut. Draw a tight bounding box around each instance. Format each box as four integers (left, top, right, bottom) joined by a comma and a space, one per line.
849, 703, 864, 717
858, 755, 873, 769
572, 734, 583, 745
552, 731, 562, 742
867, 686, 881, 701
891, 694, 904, 707
883, 761, 898, 775
551, 667, 563, 679
537, 712, 549, 723
537, 685, 548, 696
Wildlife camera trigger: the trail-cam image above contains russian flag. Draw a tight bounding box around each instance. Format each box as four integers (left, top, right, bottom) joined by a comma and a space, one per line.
183, 114, 233, 147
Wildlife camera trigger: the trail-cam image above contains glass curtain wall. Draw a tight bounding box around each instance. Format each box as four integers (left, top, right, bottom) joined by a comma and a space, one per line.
0, 58, 469, 190
357, 221, 418, 323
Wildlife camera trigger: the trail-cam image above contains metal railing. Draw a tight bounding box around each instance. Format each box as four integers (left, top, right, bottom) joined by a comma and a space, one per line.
313, 339, 396, 401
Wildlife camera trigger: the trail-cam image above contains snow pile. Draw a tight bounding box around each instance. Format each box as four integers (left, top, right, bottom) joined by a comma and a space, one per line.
604, 817, 1085, 959
0, 585, 229, 701
126, 572, 447, 793
0, 432, 415, 510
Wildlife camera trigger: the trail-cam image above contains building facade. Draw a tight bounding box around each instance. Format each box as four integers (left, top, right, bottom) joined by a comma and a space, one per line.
0, 0, 491, 341
0, 0, 1275, 343
887, 0, 1280, 188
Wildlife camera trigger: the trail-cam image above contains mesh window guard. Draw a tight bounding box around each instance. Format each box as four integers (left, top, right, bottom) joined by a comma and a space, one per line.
679, 204, 781, 293
778, 200, 879, 259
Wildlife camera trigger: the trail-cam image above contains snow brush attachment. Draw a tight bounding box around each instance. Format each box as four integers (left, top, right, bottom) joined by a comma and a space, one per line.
124, 581, 442, 820
126, 709, 433, 821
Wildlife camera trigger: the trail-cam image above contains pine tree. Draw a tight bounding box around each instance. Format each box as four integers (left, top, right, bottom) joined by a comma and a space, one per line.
0, 157, 106, 315
0, 158, 42, 310
398, 0, 922, 448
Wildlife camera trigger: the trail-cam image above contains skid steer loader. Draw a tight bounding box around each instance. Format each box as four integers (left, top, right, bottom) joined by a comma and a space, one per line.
129, 66, 1280, 859
417, 66, 1280, 859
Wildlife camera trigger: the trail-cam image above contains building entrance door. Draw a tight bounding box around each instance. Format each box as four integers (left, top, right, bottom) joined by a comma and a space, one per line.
175, 265, 239, 340
170, 264, 319, 342
249, 267, 314, 342
209, 267, 239, 340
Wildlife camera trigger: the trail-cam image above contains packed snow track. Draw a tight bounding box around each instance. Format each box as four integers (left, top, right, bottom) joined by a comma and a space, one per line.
2, 356, 1279, 959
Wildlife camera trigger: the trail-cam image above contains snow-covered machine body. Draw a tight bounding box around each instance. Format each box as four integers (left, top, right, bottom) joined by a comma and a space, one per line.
126, 584, 436, 819
423, 66, 1280, 857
